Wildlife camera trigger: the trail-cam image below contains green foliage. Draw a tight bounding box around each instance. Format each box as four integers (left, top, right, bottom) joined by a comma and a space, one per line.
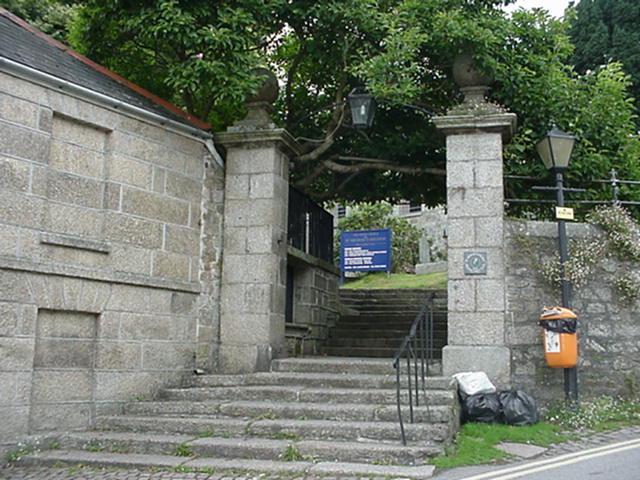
0, 0, 80, 40
174, 442, 193, 457
588, 205, 640, 261
280, 444, 304, 462
546, 396, 640, 431
335, 202, 421, 273
342, 271, 447, 290
570, 0, 640, 116
431, 422, 569, 469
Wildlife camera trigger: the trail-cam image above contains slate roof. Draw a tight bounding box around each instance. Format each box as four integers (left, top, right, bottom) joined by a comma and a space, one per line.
0, 8, 210, 131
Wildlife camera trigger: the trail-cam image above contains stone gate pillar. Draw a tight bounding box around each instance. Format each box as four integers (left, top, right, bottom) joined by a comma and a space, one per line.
433, 54, 517, 386
215, 71, 300, 373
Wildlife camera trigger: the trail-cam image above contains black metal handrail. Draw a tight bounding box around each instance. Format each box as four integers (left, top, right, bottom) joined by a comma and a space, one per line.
392, 292, 437, 446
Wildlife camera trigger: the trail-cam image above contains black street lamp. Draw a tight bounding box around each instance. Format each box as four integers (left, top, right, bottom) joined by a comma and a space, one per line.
347, 88, 376, 129
536, 125, 578, 404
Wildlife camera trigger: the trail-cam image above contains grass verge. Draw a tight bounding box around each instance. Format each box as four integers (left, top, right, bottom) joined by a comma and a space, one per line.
342, 271, 446, 290
430, 422, 570, 469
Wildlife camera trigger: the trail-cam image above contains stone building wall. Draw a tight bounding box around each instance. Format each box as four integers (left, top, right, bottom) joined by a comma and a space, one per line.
0, 70, 222, 442
505, 220, 640, 402
287, 247, 339, 355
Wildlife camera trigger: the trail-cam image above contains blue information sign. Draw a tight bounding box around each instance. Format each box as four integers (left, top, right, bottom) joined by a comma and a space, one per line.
340, 228, 392, 274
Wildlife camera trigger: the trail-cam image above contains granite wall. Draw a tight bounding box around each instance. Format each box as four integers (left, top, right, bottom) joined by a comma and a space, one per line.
0, 70, 223, 442
505, 220, 640, 402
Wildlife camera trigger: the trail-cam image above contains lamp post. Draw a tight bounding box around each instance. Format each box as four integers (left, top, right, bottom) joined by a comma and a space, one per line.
536, 125, 578, 404
347, 88, 377, 129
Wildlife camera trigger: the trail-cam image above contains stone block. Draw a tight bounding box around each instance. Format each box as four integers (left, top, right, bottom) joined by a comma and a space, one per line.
448, 279, 476, 312
29, 403, 93, 432
152, 251, 190, 281
222, 254, 278, 284
184, 150, 205, 179
447, 218, 475, 248
220, 313, 271, 345
37, 310, 97, 339
152, 167, 166, 193
0, 119, 50, 163
0, 190, 46, 229
49, 140, 105, 178
0, 72, 49, 105
108, 244, 152, 276
170, 292, 198, 315
448, 312, 505, 345
121, 187, 189, 225
476, 279, 506, 312
165, 224, 200, 256
33, 339, 95, 368
98, 312, 120, 339
0, 93, 40, 128
0, 302, 18, 337
166, 171, 201, 202
475, 216, 504, 247
246, 225, 273, 254
38, 107, 53, 132
108, 153, 152, 188
475, 160, 504, 188
104, 182, 122, 211
43, 169, 104, 209
104, 212, 163, 250
0, 155, 31, 193
443, 345, 511, 387
244, 283, 272, 314
447, 187, 503, 219
95, 341, 142, 370
0, 224, 20, 257
0, 405, 29, 439
0, 270, 32, 303
45, 203, 104, 239
31, 370, 92, 403
249, 173, 277, 198
0, 372, 17, 405
105, 284, 171, 314
52, 114, 107, 151
226, 174, 249, 200
446, 133, 502, 162
225, 147, 278, 175
220, 283, 246, 315
223, 227, 247, 255
0, 337, 35, 369
118, 313, 186, 341
94, 371, 173, 401
447, 163, 475, 189
218, 343, 271, 373
142, 342, 193, 370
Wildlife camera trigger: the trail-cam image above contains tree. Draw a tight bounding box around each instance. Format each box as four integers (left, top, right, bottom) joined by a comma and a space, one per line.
569, 0, 640, 114
0, 0, 80, 40
64, 1, 640, 206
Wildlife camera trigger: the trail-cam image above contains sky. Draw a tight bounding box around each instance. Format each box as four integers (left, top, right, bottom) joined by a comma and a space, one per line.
504, 0, 573, 18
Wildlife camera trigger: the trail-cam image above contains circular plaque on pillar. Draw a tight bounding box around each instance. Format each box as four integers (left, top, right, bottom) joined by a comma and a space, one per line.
464, 251, 488, 275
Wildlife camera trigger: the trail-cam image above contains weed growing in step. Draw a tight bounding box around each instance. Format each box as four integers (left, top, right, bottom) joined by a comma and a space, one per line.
280, 444, 305, 462
48, 440, 61, 450
84, 441, 104, 453
5, 443, 35, 463
174, 442, 194, 457
109, 442, 129, 454
546, 396, 640, 431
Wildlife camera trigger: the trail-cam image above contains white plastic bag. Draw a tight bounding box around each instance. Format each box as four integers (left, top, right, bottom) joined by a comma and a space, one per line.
453, 371, 496, 396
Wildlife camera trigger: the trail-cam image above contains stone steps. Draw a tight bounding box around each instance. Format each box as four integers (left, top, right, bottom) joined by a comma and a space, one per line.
17, 357, 457, 478
191, 371, 452, 389
325, 288, 448, 358
20, 450, 436, 479
44, 431, 442, 465
162, 385, 454, 404
97, 415, 452, 443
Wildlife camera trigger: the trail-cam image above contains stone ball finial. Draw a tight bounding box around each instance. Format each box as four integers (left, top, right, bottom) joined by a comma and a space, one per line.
247, 68, 279, 105
452, 52, 491, 88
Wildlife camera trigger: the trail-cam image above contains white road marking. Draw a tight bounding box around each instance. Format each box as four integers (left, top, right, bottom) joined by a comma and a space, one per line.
458, 437, 640, 480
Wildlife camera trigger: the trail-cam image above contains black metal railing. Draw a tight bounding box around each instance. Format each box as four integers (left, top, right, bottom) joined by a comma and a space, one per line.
393, 292, 438, 446
287, 186, 334, 263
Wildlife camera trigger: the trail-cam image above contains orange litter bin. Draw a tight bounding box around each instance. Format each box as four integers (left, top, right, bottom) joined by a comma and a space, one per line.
539, 307, 578, 368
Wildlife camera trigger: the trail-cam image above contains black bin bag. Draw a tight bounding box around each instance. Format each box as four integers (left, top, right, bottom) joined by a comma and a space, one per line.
461, 392, 502, 424
499, 390, 539, 426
